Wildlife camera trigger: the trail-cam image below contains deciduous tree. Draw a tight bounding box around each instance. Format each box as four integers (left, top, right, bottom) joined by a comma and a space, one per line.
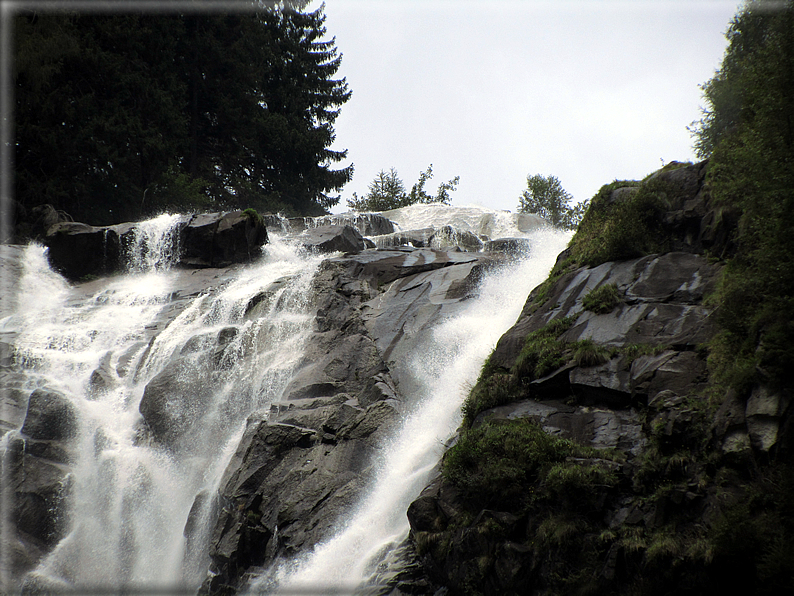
517, 174, 586, 230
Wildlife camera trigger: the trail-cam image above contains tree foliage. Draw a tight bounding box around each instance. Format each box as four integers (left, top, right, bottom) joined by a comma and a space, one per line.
690, 0, 794, 397
14, 3, 352, 225
346, 165, 459, 212
517, 174, 587, 230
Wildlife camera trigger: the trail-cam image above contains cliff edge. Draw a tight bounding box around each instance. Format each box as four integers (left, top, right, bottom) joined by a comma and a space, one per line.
407, 161, 793, 595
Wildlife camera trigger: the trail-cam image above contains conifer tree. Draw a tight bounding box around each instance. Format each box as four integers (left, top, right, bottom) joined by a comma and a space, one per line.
13, 2, 351, 225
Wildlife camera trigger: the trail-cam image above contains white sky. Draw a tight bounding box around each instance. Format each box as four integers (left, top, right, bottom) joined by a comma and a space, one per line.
317, 0, 743, 213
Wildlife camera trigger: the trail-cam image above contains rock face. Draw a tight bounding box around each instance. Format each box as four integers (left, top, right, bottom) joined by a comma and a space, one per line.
181, 211, 268, 268
199, 247, 504, 594
289, 212, 396, 237
405, 161, 793, 595
44, 211, 267, 280
294, 224, 366, 254
4, 388, 77, 584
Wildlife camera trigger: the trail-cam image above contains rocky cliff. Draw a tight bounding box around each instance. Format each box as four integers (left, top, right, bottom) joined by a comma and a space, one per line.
406, 161, 793, 595
198, 247, 511, 594
4, 164, 791, 594
1, 205, 532, 592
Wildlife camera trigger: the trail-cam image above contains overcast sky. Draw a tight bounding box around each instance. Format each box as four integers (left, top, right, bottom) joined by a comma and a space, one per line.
316, 0, 743, 214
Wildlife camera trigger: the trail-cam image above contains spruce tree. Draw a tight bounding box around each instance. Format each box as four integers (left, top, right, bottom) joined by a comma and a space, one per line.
13, 2, 352, 225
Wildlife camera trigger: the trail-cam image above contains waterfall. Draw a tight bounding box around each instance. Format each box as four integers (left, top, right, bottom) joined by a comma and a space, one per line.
255, 225, 572, 594
4, 206, 570, 594
124, 212, 185, 273
8, 219, 326, 593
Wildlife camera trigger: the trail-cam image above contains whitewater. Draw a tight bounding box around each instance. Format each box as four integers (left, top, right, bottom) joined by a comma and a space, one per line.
1, 205, 570, 594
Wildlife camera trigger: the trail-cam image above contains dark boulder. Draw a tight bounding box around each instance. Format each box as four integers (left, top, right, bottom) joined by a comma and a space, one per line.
20, 388, 79, 442
45, 211, 268, 279
138, 358, 211, 449
181, 211, 268, 268
296, 224, 366, 254
483, 237, 532, 255
44, 222, 124, 281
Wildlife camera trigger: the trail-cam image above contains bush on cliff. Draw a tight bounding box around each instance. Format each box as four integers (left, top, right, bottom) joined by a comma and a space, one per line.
443, 418, 617, 513
694, 1, 794, 397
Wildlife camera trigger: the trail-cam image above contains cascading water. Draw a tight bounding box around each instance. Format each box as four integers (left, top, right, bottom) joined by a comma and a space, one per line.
4, 204, 570, 594
8, 217, 326, 593
253, 221, 572, 594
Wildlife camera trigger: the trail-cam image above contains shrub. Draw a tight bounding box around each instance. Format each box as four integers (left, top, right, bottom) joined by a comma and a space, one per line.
582, 283, 620, 314
443, 419, 618, 514
572, 339, 611, 367
442, 419, 580, 510
511, 316, 576, 381
568, 178, 672, 267
242, 207, 263, 226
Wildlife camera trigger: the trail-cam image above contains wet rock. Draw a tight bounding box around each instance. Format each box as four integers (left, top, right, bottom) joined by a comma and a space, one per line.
430, 226, 484, 252
483, 237, 532, 256
373, 228, 436, 249
4, 429, 73, 585
181, 211, 268, 268
745, 385, 791, 452
44, 222, 124, 280
201, 247, 498, 594
1, 374, 28, 436
295, 224, 366, 254
305, 212, 396, 236
20, 388, 78, 442
45, 211, 267, 278
138, 358, 212, 449
491, 251, 719, 370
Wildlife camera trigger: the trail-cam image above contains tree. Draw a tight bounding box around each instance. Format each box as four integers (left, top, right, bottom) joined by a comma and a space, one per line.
692, 0, 794, 395
13, 2, 351, 225
688, 0, 786, 158
347, 164, 459, 212
518, 174, 586, 230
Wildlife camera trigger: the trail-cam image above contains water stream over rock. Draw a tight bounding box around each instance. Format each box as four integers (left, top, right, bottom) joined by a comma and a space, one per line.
1, 205, 568, 594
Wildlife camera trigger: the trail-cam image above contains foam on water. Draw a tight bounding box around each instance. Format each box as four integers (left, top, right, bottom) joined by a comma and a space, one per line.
12, 228, 325, 592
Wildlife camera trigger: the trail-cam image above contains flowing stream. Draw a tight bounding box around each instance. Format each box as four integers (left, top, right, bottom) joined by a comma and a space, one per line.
4, 206, 570, 594
262, 222, 571, 594
9, 217, 326, 592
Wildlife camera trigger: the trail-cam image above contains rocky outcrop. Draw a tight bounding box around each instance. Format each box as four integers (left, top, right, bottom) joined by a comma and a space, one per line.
43, 221, 131, 280
199, 247, 505, 595
406, 161, 793, 595
293, 224, 366, 254
289, 212, 396, 237
3, 388, 77, 585
44, 211, 268, 280
180, 211, 268, 268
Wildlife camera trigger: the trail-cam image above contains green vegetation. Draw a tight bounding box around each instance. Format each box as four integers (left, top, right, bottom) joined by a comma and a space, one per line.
242, 208, 263, 226
581, 283, 620, 314
14, 3, 352, 224
520, 176, 676, 315
346, 165, 460, 212
517, 173, 588, 231
432, 4, 794, 594
443, 418, 617, 512
567, 178, 672, 267
511, 316, 577, 381
461, 317, 576, 425
709, 463, 794, 592
693, 1, 794, 398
